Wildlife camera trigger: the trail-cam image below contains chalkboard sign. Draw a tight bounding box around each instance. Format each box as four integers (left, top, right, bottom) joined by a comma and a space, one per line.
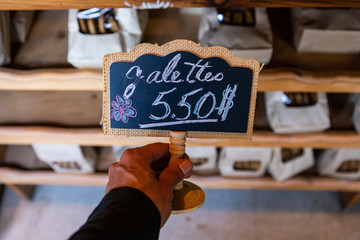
103, 40, 260, 139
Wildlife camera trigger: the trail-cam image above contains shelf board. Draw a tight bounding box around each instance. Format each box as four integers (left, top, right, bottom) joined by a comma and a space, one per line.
0, 68, 102, 91
0, 126, 359, 148
0, 167, 359, 192
1, 67, 360, 93
259, 69, 360, 93
1, 0, 360, 10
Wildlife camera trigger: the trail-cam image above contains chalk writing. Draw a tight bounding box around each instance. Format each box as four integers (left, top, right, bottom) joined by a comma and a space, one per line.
124, 0, 173, 9
216, 84, 238, 121
149, 87, 177, 120
139, 119, 218, 129
176, 88, 203, 121
124, 53, 224, 85
141, 85, 238, 128
109, 50, 254, 133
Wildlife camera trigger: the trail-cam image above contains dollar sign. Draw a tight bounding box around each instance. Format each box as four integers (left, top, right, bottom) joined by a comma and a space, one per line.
215, 84, 238, 121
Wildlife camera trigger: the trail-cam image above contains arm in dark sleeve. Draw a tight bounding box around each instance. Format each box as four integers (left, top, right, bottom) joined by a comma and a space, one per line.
69, 187, 161, 240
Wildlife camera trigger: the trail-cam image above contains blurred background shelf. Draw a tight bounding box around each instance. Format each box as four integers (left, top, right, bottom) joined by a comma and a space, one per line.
0, 2, 360, 210
0, 126, 359, 148
1, 0, 360, 10
0, 68, 102, 91
1, 67, 360, 92
1, 167, 360, 192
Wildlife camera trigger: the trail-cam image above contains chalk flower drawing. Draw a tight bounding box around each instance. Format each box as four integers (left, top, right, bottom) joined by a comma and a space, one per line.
111, 96, 137, 123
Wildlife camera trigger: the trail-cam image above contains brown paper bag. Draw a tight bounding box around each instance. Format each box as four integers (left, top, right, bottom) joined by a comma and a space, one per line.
292, 8, 360, 53
198, 8, 273, 63
0, 11, 10, 65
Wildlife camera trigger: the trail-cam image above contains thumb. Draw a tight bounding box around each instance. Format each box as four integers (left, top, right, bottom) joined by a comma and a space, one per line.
158, 158, 193, 192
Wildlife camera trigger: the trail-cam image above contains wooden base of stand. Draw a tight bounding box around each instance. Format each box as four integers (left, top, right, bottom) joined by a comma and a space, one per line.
171, 180, 205, 214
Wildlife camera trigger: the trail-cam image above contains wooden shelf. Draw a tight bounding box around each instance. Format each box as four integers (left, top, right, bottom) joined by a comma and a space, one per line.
1, 167, 359, 192
1, 0, 360, 10
1, 68, 360, 93
259, 69, 360, 93
0, 126, 359, 148
0, 68, 102, 91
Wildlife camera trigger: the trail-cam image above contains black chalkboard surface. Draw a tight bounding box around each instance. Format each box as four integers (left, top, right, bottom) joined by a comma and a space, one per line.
103, 40, 260, 139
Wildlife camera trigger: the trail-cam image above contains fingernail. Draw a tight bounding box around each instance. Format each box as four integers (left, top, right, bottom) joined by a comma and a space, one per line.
179, 160, 192, 175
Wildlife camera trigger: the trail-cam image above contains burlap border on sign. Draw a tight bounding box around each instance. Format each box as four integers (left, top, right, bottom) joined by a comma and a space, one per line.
103, 39, 260, 139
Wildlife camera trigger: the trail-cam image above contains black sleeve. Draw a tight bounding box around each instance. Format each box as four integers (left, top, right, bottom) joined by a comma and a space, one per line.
69, 187, 161, 240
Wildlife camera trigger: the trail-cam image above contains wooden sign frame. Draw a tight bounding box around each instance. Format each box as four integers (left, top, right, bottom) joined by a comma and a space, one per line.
103, 40, 260, 139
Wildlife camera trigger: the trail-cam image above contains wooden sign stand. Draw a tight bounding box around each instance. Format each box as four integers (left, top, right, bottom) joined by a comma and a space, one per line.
103, 39, 260, 214
169, 131, 205, 214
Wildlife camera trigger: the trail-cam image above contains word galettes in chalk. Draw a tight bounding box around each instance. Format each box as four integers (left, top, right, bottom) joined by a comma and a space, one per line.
125, 53, 224, 84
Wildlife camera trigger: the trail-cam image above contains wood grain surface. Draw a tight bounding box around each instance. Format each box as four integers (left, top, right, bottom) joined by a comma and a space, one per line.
1, 0, 360, 10
1, 167, 360, 192
1, 67, 360, 93
0, 68, 102, 91
0, 126, 360, 148
0, 91, 102, 126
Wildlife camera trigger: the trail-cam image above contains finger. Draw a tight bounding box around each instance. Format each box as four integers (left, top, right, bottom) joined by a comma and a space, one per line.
108, 162, 118, 176
158, 158, 193, 192
140, 142, 170, 164
182, 154, 192, 178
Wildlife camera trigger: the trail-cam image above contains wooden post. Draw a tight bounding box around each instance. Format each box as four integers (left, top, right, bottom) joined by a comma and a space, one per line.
341, 192, 360, 209
169, 131, 187, 190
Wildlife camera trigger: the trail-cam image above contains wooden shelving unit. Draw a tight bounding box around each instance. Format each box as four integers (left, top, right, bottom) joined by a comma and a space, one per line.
1, 68, 360, 92
0, 126, 359, 148
0, 1, 360, 208
1, 167, 360, 192
0, 67, 102, 91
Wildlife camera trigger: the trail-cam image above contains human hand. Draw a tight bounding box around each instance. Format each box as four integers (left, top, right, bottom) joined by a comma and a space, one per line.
105, 143, 193, 227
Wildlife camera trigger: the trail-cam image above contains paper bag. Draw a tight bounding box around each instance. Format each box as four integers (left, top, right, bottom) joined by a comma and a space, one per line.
268, 148, 314, 182
11, 11, 35, 43
68, 8, 148, 68
219, 147, 273, 178
353, 94, 360, 133
0, 11, 10, 65
198, 8, 273, 64
292, 8, 360, 53
186, 146, 218, 175
265, 92, 330, 133
318, 149, 360, 180
32, 144, 96, 173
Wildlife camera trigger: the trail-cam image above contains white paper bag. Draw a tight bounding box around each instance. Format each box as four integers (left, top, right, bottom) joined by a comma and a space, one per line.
32, 144, 96, 173
68, 8, 148, 68
198, 8, 272, 64
219, 147, 273, 178
0, 11, 10, 65
292, 8, 360, 53
317, 149, 360, 180
268, 148, 314, 182
265, 92, 330, 133
186, 146, 218, 174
